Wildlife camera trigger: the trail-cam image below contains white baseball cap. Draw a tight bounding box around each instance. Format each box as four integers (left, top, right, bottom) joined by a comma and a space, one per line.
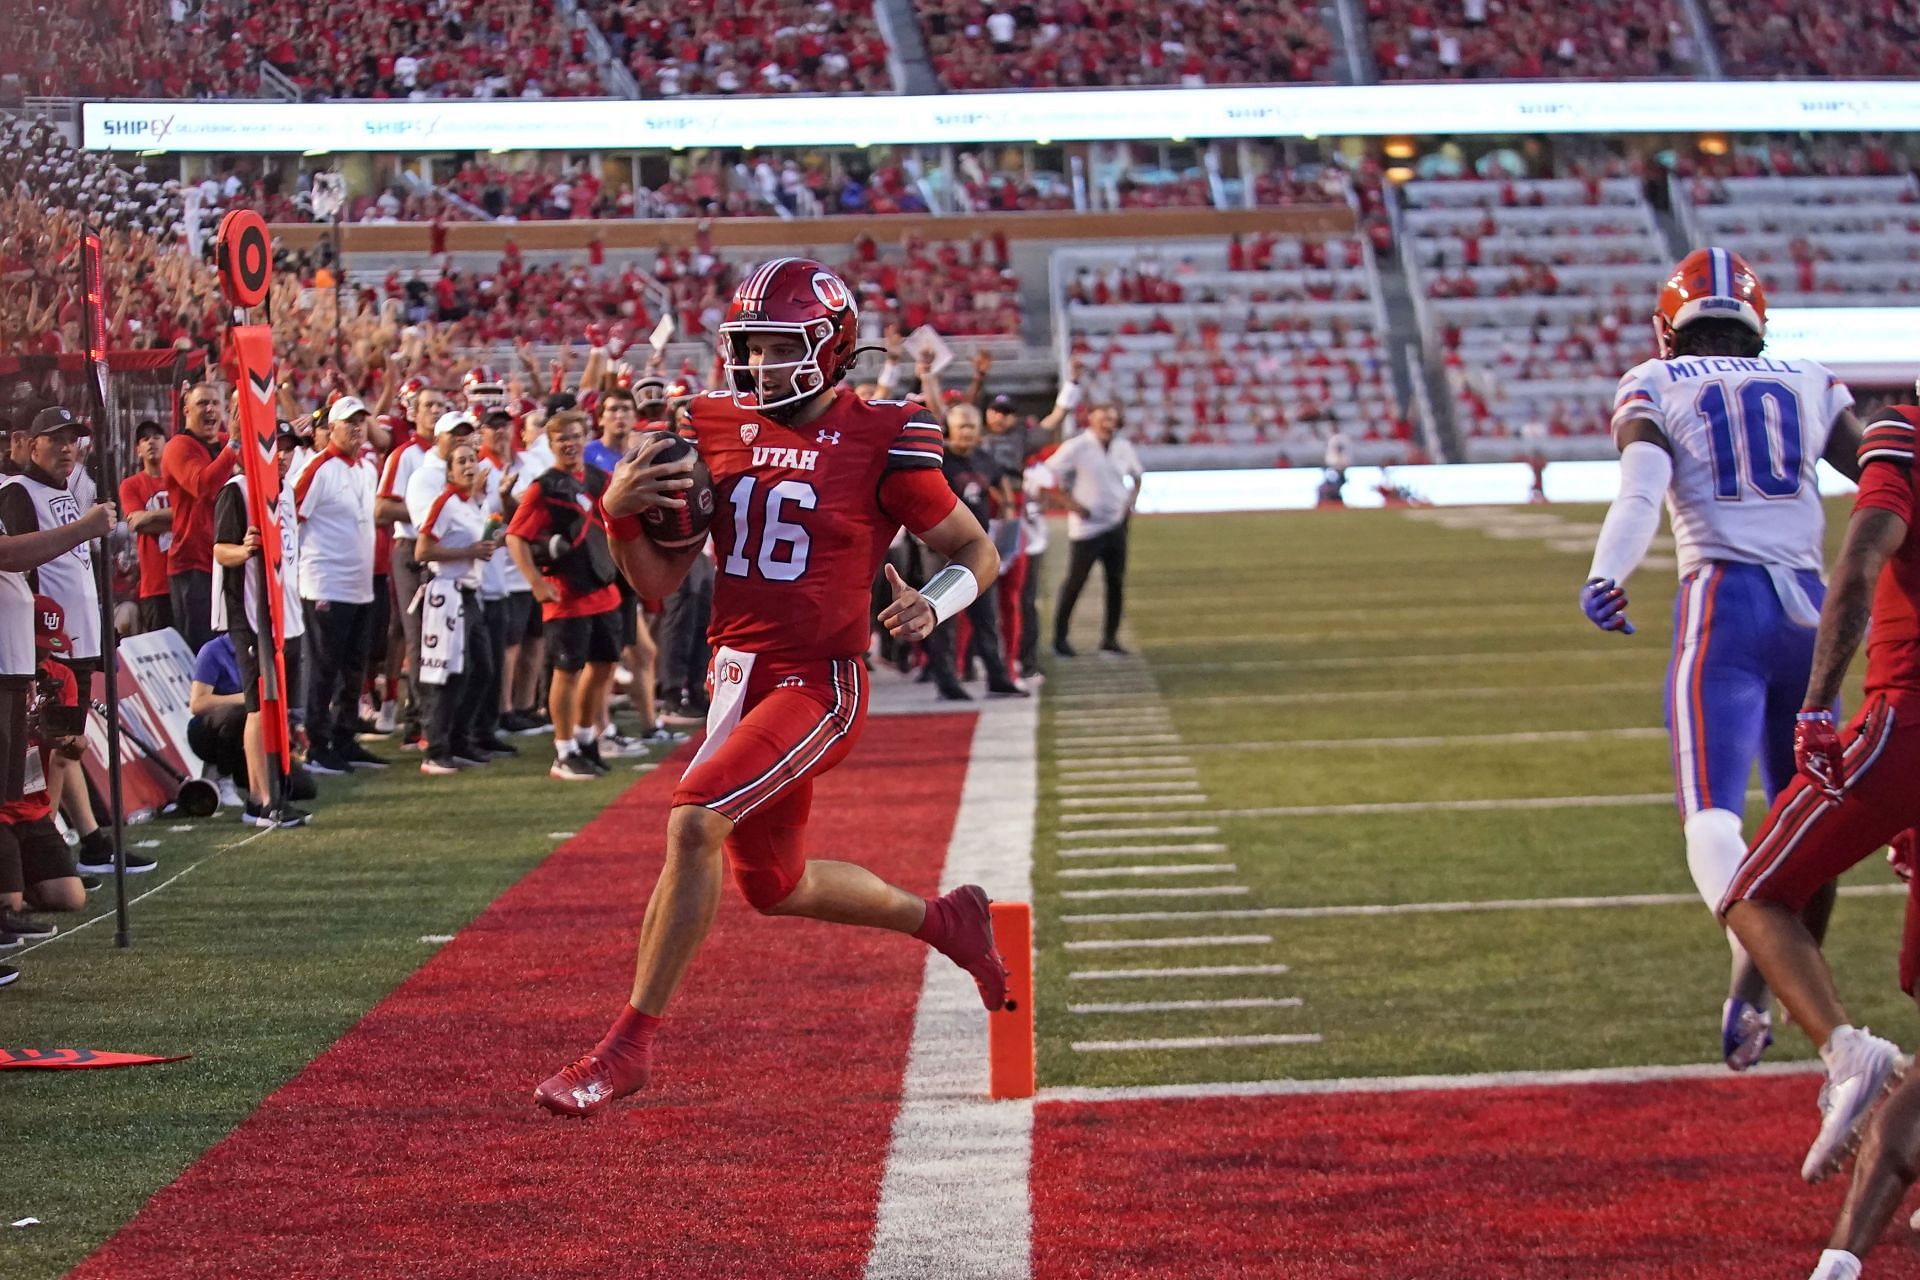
434, 410, 478, 438
327, 396, 371, 423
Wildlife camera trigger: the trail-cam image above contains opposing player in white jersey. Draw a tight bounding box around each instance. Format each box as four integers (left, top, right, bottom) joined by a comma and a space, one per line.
1582, 247, 1864, 1069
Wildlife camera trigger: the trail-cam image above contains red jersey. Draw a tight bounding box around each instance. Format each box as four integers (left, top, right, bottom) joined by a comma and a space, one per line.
1856, 407, 1920, 695
160, 432, 238, 575
506, 465, 622, 621
118, 469, 171, 599
687, 389, 957, 662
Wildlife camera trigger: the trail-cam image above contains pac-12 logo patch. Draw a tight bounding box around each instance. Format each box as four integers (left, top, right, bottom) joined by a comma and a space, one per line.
740, 424, 759, 445
811, 271, 850, 311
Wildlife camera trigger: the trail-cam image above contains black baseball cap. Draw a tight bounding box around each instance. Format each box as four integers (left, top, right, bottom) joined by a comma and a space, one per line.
134, 419, 167, 442
29, 405, 89, 437
546, 392, 578, 415
987, 394, 1017, 414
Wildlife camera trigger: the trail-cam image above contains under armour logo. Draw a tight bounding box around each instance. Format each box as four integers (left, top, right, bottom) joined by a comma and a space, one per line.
778, 675, 804, 688
817, 430, 841, 446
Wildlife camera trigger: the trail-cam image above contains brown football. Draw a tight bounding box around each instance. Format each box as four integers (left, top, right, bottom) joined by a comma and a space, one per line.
633, 431, 716, 549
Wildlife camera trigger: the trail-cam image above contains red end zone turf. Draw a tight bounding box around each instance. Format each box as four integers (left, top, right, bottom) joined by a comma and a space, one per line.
1032, 1075, 1920, 1280
72, 714, 977, 1280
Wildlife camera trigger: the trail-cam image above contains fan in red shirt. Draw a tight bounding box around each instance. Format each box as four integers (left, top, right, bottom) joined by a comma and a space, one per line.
160, 382, 238, 654
1721, 406, 1920, 1209
117, 421, 173, 635
536, 258, 1010, 1118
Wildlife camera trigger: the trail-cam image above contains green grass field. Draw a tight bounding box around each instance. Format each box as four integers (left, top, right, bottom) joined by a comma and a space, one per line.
3, 499, 1903, 1277
1031, 502, 1907, 1090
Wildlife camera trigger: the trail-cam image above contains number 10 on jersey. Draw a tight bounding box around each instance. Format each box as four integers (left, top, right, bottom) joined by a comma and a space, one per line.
722, 475, 817, 581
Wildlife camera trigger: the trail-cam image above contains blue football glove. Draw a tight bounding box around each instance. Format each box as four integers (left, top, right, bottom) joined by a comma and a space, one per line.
1580, 577, 1635, 635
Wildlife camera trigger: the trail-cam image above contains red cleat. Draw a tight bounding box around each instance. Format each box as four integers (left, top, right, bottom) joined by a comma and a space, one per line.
936, 884, 1010, 1012
533, 1052, 649, 1118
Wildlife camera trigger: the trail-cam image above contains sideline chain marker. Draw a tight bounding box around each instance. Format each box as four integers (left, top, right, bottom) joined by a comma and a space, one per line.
989, 901, 1035, 1100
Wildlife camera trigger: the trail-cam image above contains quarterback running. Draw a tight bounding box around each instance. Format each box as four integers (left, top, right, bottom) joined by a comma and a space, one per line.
535, 257, 1010, 1117
1582, 248, 1862, 1070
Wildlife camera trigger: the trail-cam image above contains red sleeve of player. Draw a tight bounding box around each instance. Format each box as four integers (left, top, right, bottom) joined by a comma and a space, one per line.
879, 467, 959, 537
506, 480, 551, 541
1855, 456, 1916, 525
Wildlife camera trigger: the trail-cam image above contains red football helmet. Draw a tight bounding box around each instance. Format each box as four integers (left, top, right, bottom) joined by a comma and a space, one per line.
1654, 247, 1768, 359
396, 375, 430, 410
462, 364, 507, 413
719, 257, 859, 420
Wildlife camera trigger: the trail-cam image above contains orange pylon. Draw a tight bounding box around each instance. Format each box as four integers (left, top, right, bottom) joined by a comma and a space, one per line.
989, 901, 1034, 1100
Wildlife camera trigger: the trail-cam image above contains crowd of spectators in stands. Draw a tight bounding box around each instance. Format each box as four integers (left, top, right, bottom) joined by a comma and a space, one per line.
586, 0, 891, 96
920, 0, 1332, 91
1367, 0, 1698, 80
1708, 0, 1917, 79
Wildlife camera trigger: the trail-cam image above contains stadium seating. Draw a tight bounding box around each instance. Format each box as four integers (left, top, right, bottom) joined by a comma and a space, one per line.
1400, 176, 1670, 460
1366, 0, 1700, 79
583, 0, 893, 96
1708, 0, 1914, 78
1054, 230, 1414, 462
1681, 174, 1920, 306
918, 0, 1333, 91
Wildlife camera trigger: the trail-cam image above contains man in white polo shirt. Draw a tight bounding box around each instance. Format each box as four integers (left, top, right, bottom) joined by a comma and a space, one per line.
376, 385, 450, 747
296, 397, 385, 776
1050, 402, 1144, 658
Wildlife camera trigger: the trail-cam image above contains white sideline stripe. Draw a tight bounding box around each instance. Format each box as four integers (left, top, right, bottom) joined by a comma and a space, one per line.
1058, 780, 1203, 794
1073, 1034, 1323, 1053
1173, 727, 1666, 752
1060, 844, 1232, 858
1062, 794, 1209, 809
1071, 963, 1291, 980
1059, 882, 1908, 925
1061, 885, 1250, 900
1061, 792, 1675, 822
1064, 935, 1272, 952
1152, 649, 1645, 674
1071, 998, 1304, 1014
865, 698, 1035, 1280
1175, 680, 1649, 708
1057, 863, 1236, 879
1061, 825, 1222, 840
1037, 1059, 1827, 1105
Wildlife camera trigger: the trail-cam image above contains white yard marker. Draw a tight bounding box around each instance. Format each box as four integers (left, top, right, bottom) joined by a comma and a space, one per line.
1071, 997, 1303, 1015
1152, 649, 1647, 675
1058, 863, 1236, 879
1055, 734, 1183, 748
1061, 792, 1674, 823
1059, 883, 1907, 925
1038, 1058, 1828, 1105
1057, 768, 1197, 782
1060, 885, 1250, 900
418, 934, 456, 944
1059, 780, 1204, 795
1071, 963, 1291, 981
865, 697, 1035, 1280
1174, 727, 1666, 753
1061, 825, 1221, 841
1061, 794, 1208, 809
1177, 680, 1650, 708
1064, 935, 1272, 952
1073, 1034, 1322, 1053
1057, 756, 1194, 770
1060, 844, 1231, 858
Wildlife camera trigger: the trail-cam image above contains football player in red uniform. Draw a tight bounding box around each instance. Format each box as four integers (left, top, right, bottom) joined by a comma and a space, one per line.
535, 258, 1010, 1118
1722, 405, 1920, 1200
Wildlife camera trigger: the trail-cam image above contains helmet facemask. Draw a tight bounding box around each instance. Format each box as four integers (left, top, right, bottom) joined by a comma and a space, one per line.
721, 319, 837, 422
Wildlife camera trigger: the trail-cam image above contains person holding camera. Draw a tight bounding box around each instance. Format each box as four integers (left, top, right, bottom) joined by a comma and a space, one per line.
505, 411, 623, 782
413, 439, 502, 776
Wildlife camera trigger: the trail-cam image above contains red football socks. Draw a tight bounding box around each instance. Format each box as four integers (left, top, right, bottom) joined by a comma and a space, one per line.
913, 892, 956, 950
593, 1004, 662, 1078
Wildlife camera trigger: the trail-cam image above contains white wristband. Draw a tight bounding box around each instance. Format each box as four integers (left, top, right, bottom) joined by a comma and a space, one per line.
921, 563, 978, 625
1054, 381, 1082, 410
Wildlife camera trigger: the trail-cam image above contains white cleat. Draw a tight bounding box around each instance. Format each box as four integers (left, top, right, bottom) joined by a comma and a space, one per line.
1803, 1026, 1906, 1184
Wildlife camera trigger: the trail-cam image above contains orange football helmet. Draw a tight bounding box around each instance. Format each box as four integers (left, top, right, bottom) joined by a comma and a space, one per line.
1654, 247, 1768, 359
